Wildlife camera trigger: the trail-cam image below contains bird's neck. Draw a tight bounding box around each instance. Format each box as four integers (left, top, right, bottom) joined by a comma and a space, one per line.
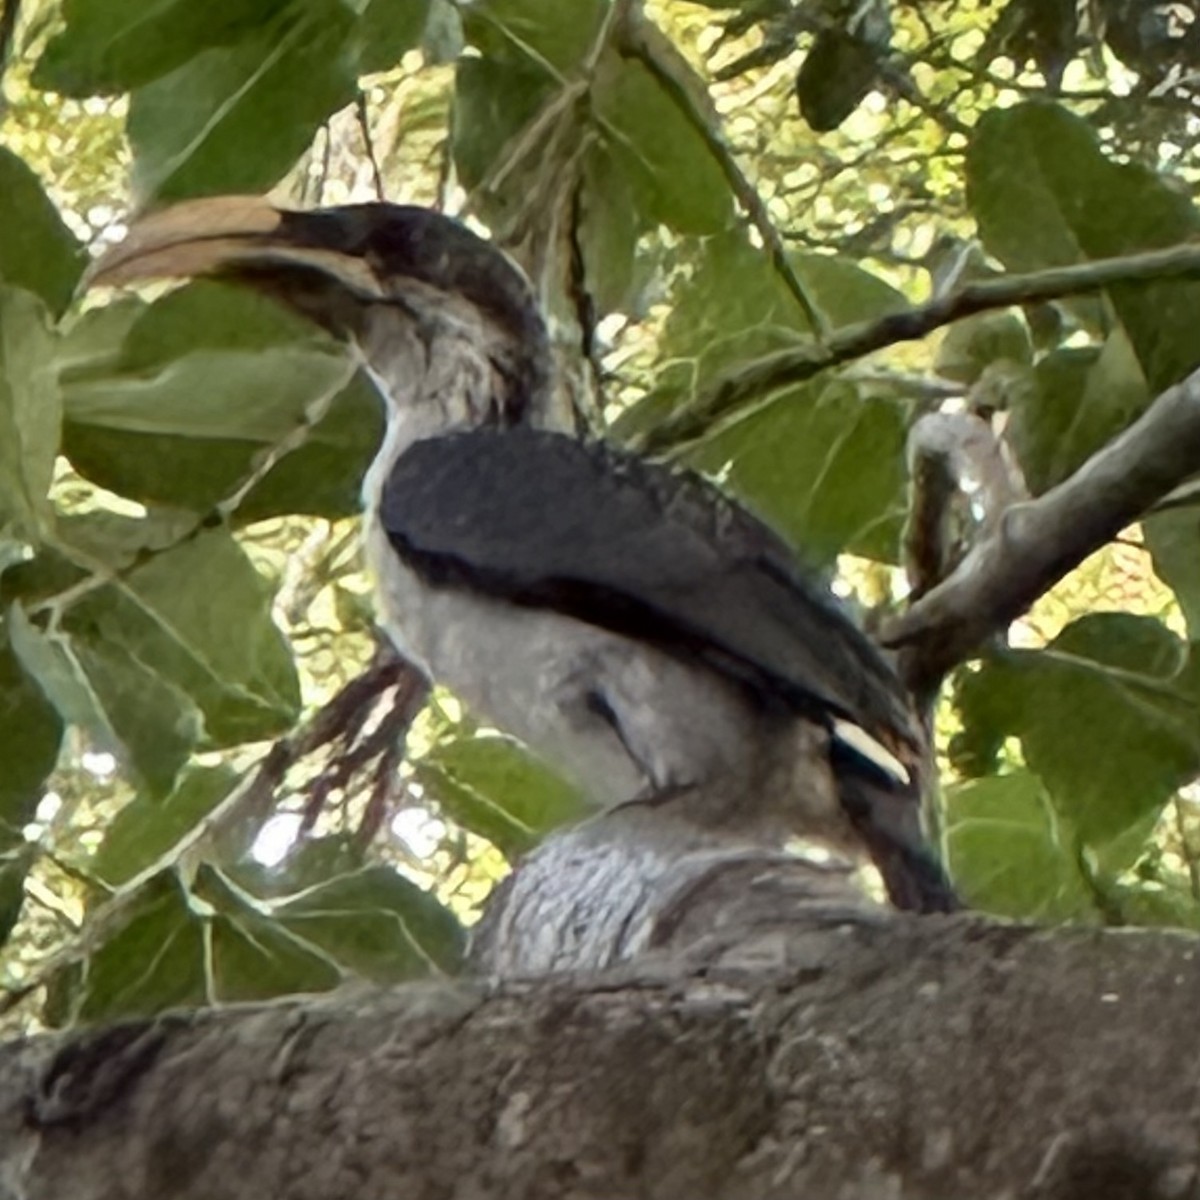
352, 291, 566, 513
357, 345, 564, 515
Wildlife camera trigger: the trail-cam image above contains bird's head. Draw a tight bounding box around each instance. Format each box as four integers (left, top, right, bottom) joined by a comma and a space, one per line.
88, 197, 553, 433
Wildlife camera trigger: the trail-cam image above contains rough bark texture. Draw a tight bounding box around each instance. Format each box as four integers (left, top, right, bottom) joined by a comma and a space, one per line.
3, 867, 1200, 1200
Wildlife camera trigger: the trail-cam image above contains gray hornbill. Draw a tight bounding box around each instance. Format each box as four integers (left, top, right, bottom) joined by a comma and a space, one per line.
90, 197, 956, 913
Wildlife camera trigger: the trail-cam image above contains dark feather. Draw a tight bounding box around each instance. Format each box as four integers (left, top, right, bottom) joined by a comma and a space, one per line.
381, 426, 958, 913
382, 426, 914, 739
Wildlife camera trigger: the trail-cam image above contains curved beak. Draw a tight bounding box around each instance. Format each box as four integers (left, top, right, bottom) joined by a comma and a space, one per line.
86, 195, 381, 300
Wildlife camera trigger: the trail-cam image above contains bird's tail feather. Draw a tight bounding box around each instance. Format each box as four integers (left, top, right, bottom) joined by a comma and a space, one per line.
831, 741, 959, 914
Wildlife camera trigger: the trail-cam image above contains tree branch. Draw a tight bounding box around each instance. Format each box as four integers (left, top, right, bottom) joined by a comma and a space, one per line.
884, 367, 1200, 694
7, 905, 1200, 1199
637, 242, 1200, 455
902, 410, 1025, 606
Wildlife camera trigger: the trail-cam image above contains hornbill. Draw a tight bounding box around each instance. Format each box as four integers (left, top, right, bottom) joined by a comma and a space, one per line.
90, 197, 957, 913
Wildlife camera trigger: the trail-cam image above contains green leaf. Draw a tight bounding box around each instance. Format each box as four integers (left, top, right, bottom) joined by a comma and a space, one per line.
1106, 877, 1200, 932
9, 514, 298, 793
71, 528, 301, 750
237, 374, 382, 521
93, 766, 238, 887
60, 282, 380, 517
948, 662, 1016, 779
417, 734, 586, 857
1008, 332, 1148, 494
593, 52, 731, 236
452, 55, 557, 228
968, 101, 1138, 272
934, 311, 1032, 385
944, 771, 1096, 921
617, 234, 910, 563
236, 834, 364, 897
33, 0, 292, 94
969, 615, 1200, 846
689, 377, 909, 566
0, 287, 61, 541
275, 865, 466, 980
198, 867, 344, 1002
115, 276, 323, 366
126, 0, 358, 201
65, 872, 208, 1023
63, 350, 339, 438
0, 628, 63, 845
983, 0, 1077, 84
1005, 346, 1093, 495
967, 101, 1200, 392
577, 145, 642, 314
72, 641, 202, 797
7, 601, 120, 753
63, 381, 380, 520
54, 297, 146, 379
633, 233, 906, 419
59, 862, 405, 1021
795, 28, 879, 132
58, 863, 378, 1022
793, 250, 910, 329
1146, 507, 1200, 639
459, 8, 731, 237
0, 152, 85, 315
10, 518, 221, 796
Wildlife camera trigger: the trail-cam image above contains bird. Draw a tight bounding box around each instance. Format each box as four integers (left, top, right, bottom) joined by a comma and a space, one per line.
88, 196, 957, 914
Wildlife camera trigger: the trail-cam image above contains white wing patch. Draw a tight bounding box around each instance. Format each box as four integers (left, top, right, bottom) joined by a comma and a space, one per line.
831, 718, 910, 786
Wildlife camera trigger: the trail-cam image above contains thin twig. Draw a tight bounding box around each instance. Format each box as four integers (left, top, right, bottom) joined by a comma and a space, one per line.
356, 669, 429, 850
617, 8, 826, 338
355, 90, 386, 201
456, 8, 584, 220
296, 656, 426, 838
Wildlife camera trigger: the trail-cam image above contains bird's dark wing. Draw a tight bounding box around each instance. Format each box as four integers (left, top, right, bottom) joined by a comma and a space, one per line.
381, 425, 913, 749
382, 426, 957, 913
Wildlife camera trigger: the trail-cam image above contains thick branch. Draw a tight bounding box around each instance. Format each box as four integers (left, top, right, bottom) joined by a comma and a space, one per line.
5, 905, 1200, 1199
885, 367, 1200, 692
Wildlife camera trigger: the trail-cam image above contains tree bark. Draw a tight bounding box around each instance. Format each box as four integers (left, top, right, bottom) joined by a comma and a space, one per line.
3, 873, 1199, 1200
